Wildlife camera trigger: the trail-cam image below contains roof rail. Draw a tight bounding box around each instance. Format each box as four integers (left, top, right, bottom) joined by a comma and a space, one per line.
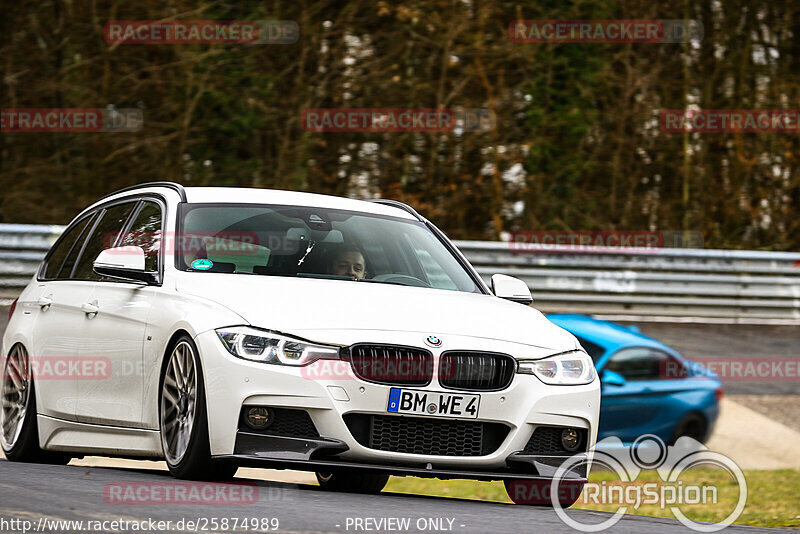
366, 199, 424, 221
98, 181, 187, 202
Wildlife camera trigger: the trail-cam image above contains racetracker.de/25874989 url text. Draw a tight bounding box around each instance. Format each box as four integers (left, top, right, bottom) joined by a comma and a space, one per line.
0, 516, 280, 533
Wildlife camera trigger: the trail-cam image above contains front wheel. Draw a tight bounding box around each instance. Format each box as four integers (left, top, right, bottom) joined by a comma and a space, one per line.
160, 336, 237, 480
315, 470, 389, 494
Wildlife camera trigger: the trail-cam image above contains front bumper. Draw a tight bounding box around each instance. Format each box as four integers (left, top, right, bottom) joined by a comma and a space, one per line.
223, 431, 590, 481
196, 330, 600, 476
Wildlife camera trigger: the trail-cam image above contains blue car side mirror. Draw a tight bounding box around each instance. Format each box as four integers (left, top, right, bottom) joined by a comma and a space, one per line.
600, 369, 626, 387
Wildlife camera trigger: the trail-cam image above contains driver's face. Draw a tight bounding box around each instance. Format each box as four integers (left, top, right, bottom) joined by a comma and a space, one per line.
330, 251, 366, 279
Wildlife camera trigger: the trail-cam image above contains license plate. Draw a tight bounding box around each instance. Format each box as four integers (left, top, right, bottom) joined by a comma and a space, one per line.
386, 388, 480, 419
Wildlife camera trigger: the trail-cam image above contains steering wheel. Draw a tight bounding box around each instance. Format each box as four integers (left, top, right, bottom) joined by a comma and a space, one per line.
370, 273, 430, 287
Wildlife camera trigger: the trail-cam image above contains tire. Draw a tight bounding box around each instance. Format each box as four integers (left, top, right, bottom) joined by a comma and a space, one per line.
1, 344, 70, 465
315, 470, 389, 494
504, 479, 585, 507
669, 413, 708, 445
160, 335, 237, 480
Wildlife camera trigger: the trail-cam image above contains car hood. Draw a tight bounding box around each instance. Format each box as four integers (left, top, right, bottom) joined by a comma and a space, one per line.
175, 274, 580, 355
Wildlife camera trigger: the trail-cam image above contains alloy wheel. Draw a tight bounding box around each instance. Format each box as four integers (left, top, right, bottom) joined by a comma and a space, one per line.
1, 345, 31, 450
160, 341, 198, 465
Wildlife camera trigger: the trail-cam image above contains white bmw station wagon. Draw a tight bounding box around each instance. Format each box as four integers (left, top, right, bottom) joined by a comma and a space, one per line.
1, 182, 599, 503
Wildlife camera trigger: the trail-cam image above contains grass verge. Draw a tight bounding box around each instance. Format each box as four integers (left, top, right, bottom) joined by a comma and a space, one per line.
384, 469, 800, 528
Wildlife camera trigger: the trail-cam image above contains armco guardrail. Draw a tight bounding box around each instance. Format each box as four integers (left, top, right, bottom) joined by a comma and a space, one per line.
458, 241, 800, 321
0, 224, 64, 298
1, 225, 799, 321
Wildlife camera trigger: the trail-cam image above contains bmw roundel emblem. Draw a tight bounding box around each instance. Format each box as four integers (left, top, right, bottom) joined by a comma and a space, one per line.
425, 335, 442, 348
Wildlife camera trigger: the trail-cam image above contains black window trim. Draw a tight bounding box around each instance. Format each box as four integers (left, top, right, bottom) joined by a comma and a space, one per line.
37, 193, 168, 286
67, 199, 139, 281
115, 196, 166, 285
38, 211, 99, 281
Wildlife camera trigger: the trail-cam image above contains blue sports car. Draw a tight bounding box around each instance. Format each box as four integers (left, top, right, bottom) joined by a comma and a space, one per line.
547, 314, 722, 445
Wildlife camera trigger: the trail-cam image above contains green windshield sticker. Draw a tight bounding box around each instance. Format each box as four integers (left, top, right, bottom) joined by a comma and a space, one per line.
191, 259, 213, 271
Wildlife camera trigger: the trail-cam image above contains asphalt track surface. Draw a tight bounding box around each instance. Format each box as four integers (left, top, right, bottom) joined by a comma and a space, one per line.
0, 460, 780, 533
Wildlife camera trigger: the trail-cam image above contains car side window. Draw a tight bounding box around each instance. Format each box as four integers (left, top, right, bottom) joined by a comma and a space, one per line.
41, 214, 95, 280
118, 201, 163, 272
71, 202, 138, 280
57, 213, 99, 279
605, 347, 672, 381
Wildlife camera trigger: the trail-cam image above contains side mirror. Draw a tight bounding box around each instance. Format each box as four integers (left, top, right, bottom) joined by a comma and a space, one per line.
491, 274, 532, 305
600, 369, 626, 387
93, 247, 158, 284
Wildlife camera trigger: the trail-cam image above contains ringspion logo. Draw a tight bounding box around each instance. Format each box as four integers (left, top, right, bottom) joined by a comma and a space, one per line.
544, 435, 747, 531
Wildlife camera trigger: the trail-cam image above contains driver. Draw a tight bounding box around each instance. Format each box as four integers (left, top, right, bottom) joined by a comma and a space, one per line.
327, 245, 366, 280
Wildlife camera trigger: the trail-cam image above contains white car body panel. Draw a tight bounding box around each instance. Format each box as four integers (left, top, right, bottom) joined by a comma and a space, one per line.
173, 272, 579, 351
1, 184, 600, 479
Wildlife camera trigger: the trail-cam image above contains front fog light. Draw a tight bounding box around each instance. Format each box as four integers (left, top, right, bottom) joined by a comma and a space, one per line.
245, 407, 273, 430
561, 428, 580, 452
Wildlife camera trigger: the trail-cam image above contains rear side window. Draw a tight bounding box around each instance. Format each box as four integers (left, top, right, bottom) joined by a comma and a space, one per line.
118, 201, 163, 272
58, 214, 99, 279
71, 202, 137, 280
42, 215, 95, 279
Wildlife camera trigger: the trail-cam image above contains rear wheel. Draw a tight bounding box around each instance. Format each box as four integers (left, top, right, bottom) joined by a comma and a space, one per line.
160, 336, 237, 480
315, 470, 389, 494
1, 344, 69, 464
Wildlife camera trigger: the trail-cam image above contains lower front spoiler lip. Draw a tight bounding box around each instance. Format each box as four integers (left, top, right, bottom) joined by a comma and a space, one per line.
219, 454, 588, 483
224, 431, 589, 483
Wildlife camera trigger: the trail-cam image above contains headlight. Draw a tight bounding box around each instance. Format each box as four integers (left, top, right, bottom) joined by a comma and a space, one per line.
215, 326, 340, 366
517, 350, 596, 385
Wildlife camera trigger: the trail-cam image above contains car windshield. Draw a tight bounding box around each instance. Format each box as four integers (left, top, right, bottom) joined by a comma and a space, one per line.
176, 203, 481, 293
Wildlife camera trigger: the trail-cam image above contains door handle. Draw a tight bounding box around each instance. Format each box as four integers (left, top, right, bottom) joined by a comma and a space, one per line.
38, 295, 53, 308
81, 300, 99, 316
